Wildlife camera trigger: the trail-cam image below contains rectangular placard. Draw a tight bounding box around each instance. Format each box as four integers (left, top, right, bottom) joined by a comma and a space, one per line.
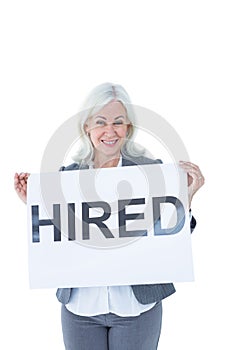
27, 163, 194, 288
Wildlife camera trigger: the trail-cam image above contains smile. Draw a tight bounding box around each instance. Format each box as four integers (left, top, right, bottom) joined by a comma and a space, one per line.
101, 140, 118, 145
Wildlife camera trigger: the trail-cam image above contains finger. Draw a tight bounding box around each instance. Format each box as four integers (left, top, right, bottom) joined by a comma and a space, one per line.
20, 179, 26, 186
179, 161, 199, 169
14, 179, 21, 190
16, 187, 24, 193
19, 172, 26, 179
179, 161, 200, 171
181, 171, 204, 191
14, 175, 19, 186
179, 160, 199, 166
187, 173, 205, 191
179, 163, 203, 178
180, 166, 201, 179
184, 169, 203, 181
19, 172, 29, 180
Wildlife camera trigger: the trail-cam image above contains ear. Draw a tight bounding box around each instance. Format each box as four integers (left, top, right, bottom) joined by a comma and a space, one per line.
126, 123, 132, 136
84, 122, 89, 134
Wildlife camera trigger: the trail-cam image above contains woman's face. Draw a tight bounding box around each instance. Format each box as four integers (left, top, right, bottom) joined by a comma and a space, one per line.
85, 101, 130, 160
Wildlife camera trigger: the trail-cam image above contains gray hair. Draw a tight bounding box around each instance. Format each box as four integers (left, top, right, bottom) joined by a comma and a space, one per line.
72, 82, 145, 163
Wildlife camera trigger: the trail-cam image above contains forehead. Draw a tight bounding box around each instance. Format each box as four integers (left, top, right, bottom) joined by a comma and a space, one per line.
92, 101, 127, 119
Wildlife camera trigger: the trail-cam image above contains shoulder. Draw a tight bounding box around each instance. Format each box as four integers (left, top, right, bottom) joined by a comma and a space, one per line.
122, 155, 163, 166
59, 162, 80, 171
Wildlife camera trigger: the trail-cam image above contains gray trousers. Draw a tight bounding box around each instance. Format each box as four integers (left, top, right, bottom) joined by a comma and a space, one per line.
61, 302, 162, 350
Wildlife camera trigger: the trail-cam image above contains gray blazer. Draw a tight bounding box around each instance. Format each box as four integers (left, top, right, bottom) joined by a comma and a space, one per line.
56, 154, 196, 305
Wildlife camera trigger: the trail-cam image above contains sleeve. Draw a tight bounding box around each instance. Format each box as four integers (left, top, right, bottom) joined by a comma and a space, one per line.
189, 209, 197, 233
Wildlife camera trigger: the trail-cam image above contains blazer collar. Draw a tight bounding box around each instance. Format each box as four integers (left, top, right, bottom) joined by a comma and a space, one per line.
121, 156, 138, 167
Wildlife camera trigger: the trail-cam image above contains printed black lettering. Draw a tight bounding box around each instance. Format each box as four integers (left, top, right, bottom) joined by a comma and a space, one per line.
68, 203, 76, 241
82, 201, 114, 240
31, 204, 61, 242
152, 196, 185, 235
118, 198, 147, 237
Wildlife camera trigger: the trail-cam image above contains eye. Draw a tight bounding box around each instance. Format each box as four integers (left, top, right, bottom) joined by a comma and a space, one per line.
113, 120, 124, 126
96, 120, 106, 126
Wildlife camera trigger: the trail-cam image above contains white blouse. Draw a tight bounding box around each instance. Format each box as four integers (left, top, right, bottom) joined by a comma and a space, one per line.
65, 156, 156, 317
65, 286, 156, 316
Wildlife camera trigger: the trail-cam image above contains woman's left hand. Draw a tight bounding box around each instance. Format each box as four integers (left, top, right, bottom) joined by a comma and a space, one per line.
179, 161, 205, 208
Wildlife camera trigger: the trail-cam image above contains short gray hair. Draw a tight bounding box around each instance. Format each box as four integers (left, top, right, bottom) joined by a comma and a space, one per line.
72, 82, 145, 163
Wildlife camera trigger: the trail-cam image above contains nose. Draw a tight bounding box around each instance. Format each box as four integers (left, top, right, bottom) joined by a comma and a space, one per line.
104, 123, 116, 137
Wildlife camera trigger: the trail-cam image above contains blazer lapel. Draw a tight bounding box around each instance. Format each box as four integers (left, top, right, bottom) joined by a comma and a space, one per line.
122, 156, 138, 167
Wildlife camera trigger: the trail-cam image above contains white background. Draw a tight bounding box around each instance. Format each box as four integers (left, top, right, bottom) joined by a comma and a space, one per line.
0, 0, 232, 348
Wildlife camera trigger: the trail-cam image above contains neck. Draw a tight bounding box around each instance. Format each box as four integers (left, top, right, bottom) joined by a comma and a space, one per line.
93, 153, 121, 168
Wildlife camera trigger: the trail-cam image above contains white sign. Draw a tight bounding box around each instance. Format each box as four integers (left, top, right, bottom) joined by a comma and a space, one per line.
27, 163, 194, 288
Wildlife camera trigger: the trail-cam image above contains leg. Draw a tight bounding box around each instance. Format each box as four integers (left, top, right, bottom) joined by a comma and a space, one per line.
61, 305, 108, 350
108, 302, 162, 350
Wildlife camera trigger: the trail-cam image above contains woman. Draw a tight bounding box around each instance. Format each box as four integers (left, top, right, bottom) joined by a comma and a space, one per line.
15, 82, 204, 350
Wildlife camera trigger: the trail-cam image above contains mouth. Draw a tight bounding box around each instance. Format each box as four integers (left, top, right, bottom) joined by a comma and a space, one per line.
101, 140, 118, 146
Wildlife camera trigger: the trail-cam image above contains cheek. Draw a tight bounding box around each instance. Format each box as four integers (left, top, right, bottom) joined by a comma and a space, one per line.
89, 129, 102, 144
118, 128, 128, 138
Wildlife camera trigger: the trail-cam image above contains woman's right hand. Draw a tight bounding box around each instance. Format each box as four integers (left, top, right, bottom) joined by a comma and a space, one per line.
14, 172, 30, 204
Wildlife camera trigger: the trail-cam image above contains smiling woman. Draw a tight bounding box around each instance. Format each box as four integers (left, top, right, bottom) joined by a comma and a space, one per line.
72, 82, 145, 167
85, 101, 130, 168
14, 82, 204, 350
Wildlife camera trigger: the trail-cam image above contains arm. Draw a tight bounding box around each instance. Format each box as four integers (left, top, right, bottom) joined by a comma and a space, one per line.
179, 161, 205, 233
179, 161, 205, 209
14, 172, 30, 204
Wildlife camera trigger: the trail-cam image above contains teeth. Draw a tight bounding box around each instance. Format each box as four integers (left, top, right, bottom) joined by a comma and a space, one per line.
103, 140, 117, 144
